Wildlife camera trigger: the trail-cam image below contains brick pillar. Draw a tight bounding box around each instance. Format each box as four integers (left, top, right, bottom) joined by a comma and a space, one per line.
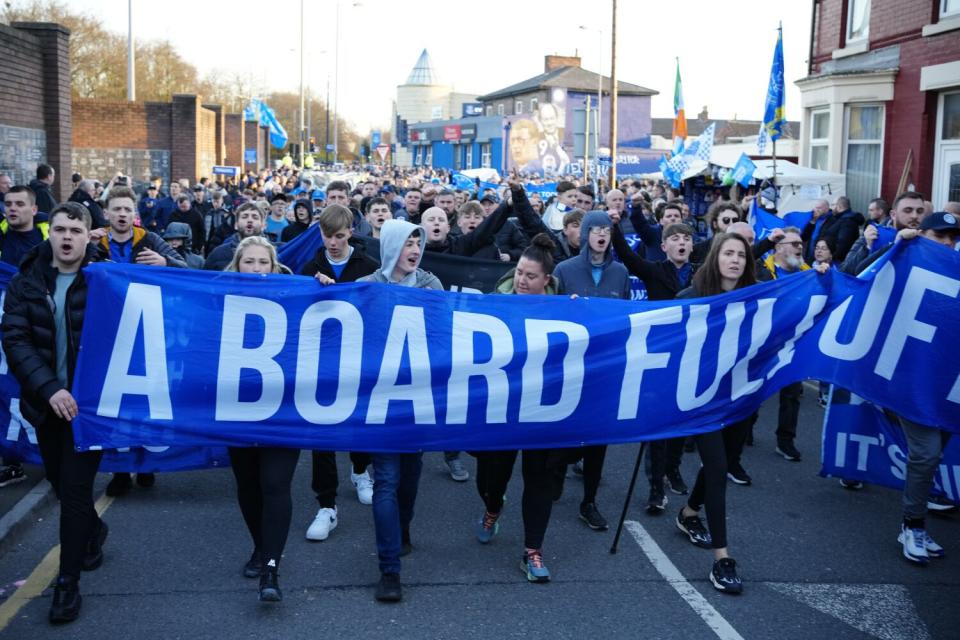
244, 120, 259, 172
171, 94, 200, 183
224, 113, 245, 168
14, 22, 72, 202
260, 125, 270, 168
204, 103, 225, 165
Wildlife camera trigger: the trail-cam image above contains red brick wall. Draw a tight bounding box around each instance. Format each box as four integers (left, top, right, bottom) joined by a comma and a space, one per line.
73, 100, 172, 149
224, 114, 245, 167
244, 120, 260, 171
0, 24, 46, 129
812, 0, 844, 67
198, 107, 217, 179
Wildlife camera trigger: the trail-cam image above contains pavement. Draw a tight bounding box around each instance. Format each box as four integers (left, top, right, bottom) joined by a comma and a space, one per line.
0, 388, 956, 639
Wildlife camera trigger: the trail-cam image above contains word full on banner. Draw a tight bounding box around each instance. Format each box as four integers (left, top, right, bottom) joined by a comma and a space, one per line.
71, 240, 960, 453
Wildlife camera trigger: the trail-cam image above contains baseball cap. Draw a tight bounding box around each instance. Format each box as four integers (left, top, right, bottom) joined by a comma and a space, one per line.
920, 212, 960, 232
480, 194, 499, 204
311, 189, 326, 200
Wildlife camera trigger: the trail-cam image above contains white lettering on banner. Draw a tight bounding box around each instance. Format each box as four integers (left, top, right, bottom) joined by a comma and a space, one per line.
875, 267, 960, 381
949, 374, 960, 405
97, 284, 174, 420
849, 433, 883, 470
834, 431, 846, 468
819, 262, 895, 360
731, 299, 774, 400
677, 303, 746, 411
767, 295, 828, 378
366, 305, 435, 424
446, 312, 513, 424
519, 320, 589, 422
618, 307, 683, 420
295, 301, 363, 424
6, 398, 37, 444
215, 295, 286, 422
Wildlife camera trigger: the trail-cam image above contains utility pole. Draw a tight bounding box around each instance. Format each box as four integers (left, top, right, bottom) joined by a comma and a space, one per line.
298, 0, 305, 167
333, 1, 340, 164
608, 0, 618, 186
127, 0, 135, 101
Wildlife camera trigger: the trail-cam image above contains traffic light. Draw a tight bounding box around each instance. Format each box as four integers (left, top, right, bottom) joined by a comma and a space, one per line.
309, 136, 317, 153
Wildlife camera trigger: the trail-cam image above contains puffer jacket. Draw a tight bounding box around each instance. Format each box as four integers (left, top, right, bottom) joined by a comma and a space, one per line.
1, 242, 100, 427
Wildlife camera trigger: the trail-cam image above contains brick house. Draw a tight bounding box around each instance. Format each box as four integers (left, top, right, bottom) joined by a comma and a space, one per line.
797, 0, 960, 211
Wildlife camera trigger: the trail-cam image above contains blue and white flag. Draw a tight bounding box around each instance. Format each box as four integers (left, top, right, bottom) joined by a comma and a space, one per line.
758, 26, 787, 154
731, 153, 757, 188
244, 98, 288, 150
68, 240, 960, 454
749, 199, 813, 243
821, 388, 960, 502
664, 123, 715, 187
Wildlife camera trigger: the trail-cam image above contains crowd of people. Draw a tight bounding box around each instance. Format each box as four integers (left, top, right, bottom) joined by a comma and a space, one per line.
0, 160, 957, 624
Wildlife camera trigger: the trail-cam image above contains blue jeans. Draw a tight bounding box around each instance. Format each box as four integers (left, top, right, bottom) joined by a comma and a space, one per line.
371, 453, 423, 574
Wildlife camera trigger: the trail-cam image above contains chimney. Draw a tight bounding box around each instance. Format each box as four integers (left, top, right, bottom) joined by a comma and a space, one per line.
545, 55, 581, 72
698, 106, 709, 122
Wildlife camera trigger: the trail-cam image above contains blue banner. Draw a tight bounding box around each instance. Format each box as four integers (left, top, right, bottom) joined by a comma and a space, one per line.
750, 200, 813, 242
821, 388, 960, 502
0, 263, 230, 472
731, 153, 757, 188
244, 99, 288, 150
69, 240, 960, 453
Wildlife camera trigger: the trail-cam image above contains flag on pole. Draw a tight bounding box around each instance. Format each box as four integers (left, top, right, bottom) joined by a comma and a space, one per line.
757, 25, 786, 154
671, 60, 687, 156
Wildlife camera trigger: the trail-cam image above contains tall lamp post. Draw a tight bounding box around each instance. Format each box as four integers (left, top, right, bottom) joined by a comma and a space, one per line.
578, 25, 603, 166
127, 0, 135, 101
298, 0, 305, 167
608, 0, 618, 185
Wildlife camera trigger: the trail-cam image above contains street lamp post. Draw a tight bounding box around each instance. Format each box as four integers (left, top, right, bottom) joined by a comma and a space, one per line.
608, 0, 618, 185
299, 0, 305, 167
578, 25, 603, 164
127, 0, 135, 101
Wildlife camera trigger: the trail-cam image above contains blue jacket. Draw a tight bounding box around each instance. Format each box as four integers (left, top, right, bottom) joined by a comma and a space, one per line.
553, 211, 631, 299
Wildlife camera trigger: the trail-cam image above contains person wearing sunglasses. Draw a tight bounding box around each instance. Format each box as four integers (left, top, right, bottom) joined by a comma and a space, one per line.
692, 201, 742, 263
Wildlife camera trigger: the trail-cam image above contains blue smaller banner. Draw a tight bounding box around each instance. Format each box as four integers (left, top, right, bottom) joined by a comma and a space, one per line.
372, 131, 381, 147
244, 149, 257, 164
750, 200, 813, 242
462, 103, 484, 117
821, 388, 960, 502
524, 182, 558, 201
731, 153, 757, 188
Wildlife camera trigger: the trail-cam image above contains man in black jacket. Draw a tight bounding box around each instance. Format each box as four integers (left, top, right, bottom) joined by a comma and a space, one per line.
67, 179, 108, 229
168, 195, 206, 255
1, 202, 106, 624
28, 163, 58, 215
802, 198, 863, 264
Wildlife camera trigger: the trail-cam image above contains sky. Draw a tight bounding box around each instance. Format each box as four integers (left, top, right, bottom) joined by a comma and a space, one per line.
66, 0, 812, 135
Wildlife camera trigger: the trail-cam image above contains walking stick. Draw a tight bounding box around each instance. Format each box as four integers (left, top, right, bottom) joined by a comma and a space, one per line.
609, 441, 646, 554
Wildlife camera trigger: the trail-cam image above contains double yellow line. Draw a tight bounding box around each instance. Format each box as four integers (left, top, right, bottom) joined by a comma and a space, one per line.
0, 494, 114, 631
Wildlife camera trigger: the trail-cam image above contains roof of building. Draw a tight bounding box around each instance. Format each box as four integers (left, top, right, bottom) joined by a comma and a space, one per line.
650, 115, 799, 141
477, 66, 657, 101
405, 49, 442, 86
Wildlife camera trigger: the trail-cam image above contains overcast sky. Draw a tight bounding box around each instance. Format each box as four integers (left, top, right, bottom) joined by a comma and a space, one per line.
69, 0, 812, 135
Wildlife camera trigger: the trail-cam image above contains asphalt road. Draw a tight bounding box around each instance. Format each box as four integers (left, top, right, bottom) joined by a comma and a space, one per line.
0, 388, 956, 639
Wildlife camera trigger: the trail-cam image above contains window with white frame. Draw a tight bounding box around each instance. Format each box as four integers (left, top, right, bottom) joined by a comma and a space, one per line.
809, 110, 830, 171
465, 144, 473, 168
515, 100, 523, 114
497, 104, 504, 116
847, 0, 870, 42
943, 92, 960, 140
481, 143, 491, 168
844, 104, 883, 213
943, 0, 960, 17
530, 98, 539, 113
485, 105, 493, 117
424, 145, 432, 167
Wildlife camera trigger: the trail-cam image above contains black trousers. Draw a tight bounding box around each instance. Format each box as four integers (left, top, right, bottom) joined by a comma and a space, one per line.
311, 451, 371, 508
35, 418, 104, 580
724, 413, 757, 470
228, 447, 300, 569
475, 450, 557, 549
776, 382, 803, 443
687, 429, 730, 550
580, 445, 607, 505
646, 437, 685, 489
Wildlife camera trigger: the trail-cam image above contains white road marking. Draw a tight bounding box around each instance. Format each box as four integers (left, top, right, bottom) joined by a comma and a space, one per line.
625, 520, 745, 640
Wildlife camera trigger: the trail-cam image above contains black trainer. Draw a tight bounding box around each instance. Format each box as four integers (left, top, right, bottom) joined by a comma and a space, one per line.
676, 510, 712, 549
646, 486, 668, 514
135, 473, 156, 488
665, 468, 688, 495
927, 494, 958, 514
727, 464, 752, 486
258, 568, 281, 602
242, 550, 262, 578
710, 557, 743, 594
579, 502, 609, 531
81, 519, 108, 571
375, 572, 402, 602
49, 575, 81, 624
105, 473, 132, 497
775, 441, 802, 462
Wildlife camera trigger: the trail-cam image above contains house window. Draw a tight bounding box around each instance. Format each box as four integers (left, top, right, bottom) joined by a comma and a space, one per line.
847, 0, 870, 42
424, 145, 432, 167
465, 144, 473, 168
515, 100, 523, 114
481, 143, 491, 168
943, 92, 960, 140
844, 104, 883, 214
497, 103, 504, 116
943, 0, 960, 17
809, 110, 830, 171
530, 98, 539, 113
485, 105, 493, 117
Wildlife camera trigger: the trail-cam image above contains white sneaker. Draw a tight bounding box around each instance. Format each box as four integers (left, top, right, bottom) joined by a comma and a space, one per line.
306, 507, 338, 541
351, 470, 374, 505
898, 524, 929, 564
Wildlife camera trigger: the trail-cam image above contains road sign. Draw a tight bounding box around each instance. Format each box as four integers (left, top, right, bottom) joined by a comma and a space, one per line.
376, 144, 390, 162
212, 165, 241, 177
372, 131, 381, 147
326, 143, 335, 151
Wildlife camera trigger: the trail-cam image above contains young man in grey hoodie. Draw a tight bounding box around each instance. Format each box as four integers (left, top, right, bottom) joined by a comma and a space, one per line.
358, 219, 442, 603
552, 210, 630, 532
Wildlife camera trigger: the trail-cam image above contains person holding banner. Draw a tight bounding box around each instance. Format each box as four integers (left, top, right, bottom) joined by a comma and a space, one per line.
357, 219, 443, 603
473, 233, 565, 582
223, 236, 297, 602
843, 192, 925, 275
553, 211, 631, 531
2, 203, 107, 623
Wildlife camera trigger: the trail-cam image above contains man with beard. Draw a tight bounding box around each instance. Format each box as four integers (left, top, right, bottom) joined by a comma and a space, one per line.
845, 192, 925, 274
204, 202, 268, 271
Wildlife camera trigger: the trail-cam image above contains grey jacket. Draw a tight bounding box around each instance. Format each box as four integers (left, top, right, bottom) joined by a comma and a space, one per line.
552, 210, 631, 299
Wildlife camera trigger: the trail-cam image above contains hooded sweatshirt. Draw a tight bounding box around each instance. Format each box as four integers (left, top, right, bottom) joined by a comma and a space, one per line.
359, 219, 442, 290
552, 210, 631, 299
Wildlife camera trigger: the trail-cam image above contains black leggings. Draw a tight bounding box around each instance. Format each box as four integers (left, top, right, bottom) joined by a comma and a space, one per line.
647, 437, 685, 488
687, 416, 754, 549
475, 450, 557, 549
580, 445, 607, 505
35, 418, 103, 580
228, 447, 300, 569
311, 451, 372, 508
